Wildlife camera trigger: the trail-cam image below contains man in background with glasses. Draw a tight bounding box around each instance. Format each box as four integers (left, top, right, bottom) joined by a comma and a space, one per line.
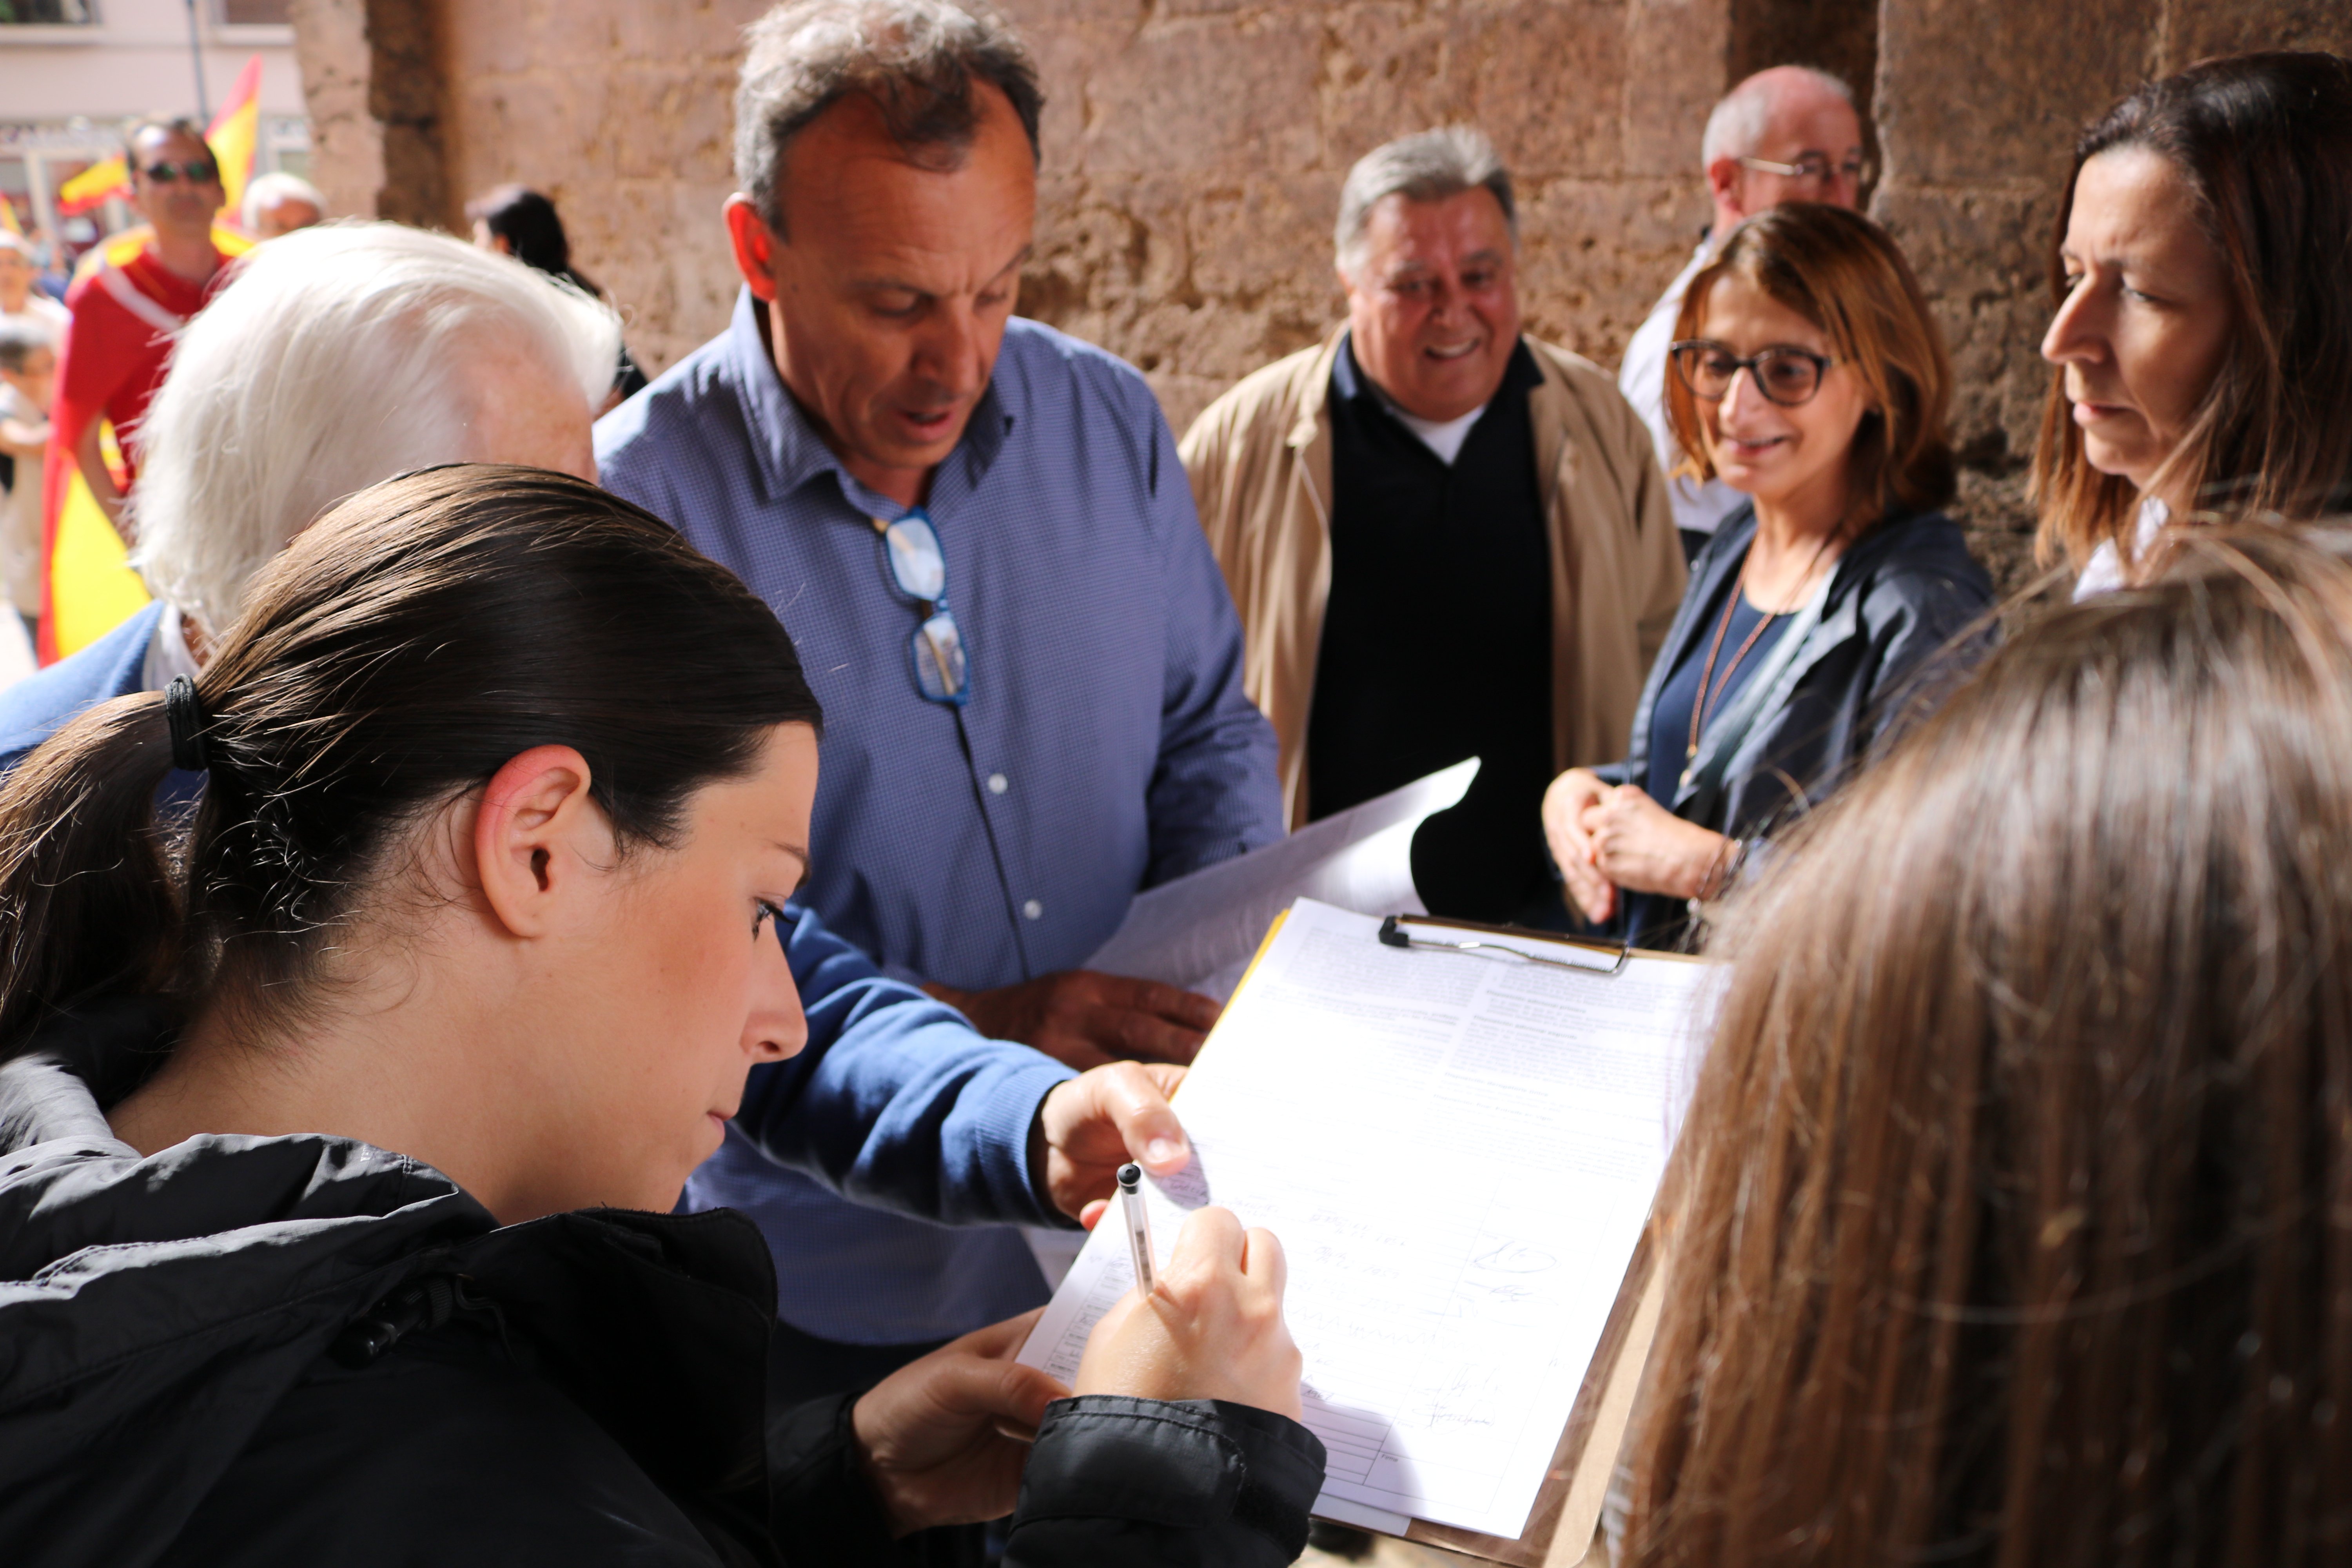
1618, 66, 1867, 560
597, 0, 1283, 1402
51, 118, 238, 545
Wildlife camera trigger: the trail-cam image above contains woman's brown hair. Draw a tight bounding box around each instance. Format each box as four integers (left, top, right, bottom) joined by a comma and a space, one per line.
2033, 52, 2352, 569
0, 465, 822, 1063
1621, 525, 2352, 1566
1666, 203, 1956, 528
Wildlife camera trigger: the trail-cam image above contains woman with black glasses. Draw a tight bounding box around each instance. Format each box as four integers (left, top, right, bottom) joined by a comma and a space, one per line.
1543, 203, 1993, 949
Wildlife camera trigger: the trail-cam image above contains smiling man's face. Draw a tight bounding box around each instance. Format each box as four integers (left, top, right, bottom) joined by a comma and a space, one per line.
1341, 186, 1521, 423
726, 79, 1036, 509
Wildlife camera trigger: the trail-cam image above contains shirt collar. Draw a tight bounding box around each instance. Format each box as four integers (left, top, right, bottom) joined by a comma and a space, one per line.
722, 286, 1017, 516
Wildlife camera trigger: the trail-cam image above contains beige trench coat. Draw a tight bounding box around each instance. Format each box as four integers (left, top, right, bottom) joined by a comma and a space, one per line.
1179, 328, 1688, 828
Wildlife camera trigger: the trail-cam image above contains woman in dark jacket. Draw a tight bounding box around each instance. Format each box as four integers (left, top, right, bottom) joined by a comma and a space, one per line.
0, 466, 1322, 1566
1543, 205, 1992, 949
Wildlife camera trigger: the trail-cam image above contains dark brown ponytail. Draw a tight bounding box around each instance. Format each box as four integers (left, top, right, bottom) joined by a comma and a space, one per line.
0, 464, 823, 1073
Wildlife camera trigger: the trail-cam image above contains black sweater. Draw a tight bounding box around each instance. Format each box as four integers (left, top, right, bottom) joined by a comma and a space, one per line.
0, 1000, 1325, 1567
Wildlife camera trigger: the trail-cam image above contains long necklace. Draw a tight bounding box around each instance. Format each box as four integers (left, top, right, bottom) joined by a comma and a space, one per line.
1684, 532, 1837, 771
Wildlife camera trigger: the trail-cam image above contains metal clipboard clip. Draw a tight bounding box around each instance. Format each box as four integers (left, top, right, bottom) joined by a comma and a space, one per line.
1377, 913, 1633, 976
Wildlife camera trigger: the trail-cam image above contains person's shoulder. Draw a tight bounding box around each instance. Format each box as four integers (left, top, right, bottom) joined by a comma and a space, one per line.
0, 604, 161, 771
1854, 512, 1996, 612
999, 318, 1165, 425
1524, 334, 1642, 424
593, 331, 744, 476
1185, 340, 1329, 450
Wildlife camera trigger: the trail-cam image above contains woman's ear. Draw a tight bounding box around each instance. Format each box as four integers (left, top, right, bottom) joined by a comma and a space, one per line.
471, 745, 608, 939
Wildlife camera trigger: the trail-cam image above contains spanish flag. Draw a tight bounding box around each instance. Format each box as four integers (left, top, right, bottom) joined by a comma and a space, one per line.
41, 428, 149, 662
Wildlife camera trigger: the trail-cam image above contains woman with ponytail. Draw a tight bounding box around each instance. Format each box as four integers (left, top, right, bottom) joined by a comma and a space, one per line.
0, 465, 1320, 1567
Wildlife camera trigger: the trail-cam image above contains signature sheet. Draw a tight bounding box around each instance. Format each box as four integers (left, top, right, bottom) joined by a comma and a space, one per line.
1019, 898, 1714, 1540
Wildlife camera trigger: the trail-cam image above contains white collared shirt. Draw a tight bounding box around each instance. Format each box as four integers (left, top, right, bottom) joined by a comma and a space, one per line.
2071, 497, 2170, 601
1619, 239, 1749, 538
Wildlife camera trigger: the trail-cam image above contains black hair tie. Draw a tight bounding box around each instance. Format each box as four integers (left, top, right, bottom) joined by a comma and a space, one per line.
165, 675, 209, 773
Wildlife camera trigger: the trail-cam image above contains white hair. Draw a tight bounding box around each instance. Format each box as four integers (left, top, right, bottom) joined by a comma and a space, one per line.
1700, 65, 1853, 167
240, 170, 326, 232
1334, 126, 1515, 279
128, 221, 620, 631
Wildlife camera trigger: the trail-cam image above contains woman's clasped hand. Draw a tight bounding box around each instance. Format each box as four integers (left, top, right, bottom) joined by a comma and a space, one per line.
1544, 770, 1736, 923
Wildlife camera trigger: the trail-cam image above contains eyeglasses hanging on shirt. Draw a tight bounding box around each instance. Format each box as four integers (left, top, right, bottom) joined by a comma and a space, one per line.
872, 510, 970, 705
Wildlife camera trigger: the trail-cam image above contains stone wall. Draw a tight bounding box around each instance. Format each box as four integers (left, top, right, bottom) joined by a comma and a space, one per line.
291, 0, 2352, 586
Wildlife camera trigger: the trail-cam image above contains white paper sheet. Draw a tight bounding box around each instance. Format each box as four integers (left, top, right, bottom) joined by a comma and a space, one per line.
1083, 758, 1479, 1000
1020, 898, 1716, 1540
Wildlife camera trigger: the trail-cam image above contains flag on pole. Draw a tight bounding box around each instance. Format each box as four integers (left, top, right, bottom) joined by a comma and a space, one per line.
208, 57, 264, 222
0, 199, 20, 238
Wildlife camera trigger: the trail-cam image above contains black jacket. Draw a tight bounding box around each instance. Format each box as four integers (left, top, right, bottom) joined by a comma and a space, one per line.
1595, 505, 1995, 942
0, 1001, 1325, 1567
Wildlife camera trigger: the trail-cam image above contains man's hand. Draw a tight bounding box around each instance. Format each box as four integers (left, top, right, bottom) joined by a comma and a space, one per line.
929, 969, 1219, 1070
1033, 1060, 1190, 1224
72, 419, 125, 534
851, 1309, 1069, 1538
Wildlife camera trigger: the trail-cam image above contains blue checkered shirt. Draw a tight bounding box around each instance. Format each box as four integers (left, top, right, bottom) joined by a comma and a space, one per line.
596, 290, 1283, 1343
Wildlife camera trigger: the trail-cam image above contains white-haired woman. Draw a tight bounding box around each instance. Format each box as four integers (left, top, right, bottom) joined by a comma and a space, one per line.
0, 219, 619, 768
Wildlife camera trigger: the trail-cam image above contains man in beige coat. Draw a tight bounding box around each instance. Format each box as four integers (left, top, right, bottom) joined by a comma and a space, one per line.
1181, 127, 1684, 920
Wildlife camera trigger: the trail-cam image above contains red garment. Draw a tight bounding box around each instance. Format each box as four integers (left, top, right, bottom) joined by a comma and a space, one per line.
50, 244, 222, 485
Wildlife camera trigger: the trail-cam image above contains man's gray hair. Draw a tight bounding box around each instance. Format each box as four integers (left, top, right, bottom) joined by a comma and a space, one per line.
735, 0, 1044, 237
127, 221, 620, 632
1700, 65, 1854, 167
241, 169, 326, 231
1334, 127, 1515, 279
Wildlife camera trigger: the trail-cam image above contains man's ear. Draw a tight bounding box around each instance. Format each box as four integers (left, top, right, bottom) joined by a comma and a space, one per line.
1706, 156, 1746, 220
472, 744, 607, 940
724, 195, 781, 302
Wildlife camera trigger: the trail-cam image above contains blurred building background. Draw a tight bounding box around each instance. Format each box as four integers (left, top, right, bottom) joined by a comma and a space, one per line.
0, 0, 309, 261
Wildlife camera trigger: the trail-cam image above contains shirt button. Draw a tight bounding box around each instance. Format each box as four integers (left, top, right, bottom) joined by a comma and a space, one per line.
987, 773, 1008, 795
1022, 899, 1044, 920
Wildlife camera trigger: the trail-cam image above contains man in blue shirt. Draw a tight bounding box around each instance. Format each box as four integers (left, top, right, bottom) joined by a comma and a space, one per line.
597, 0, 1284, 1392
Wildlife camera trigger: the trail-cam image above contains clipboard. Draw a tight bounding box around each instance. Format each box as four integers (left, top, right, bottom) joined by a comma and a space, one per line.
1022, 900, 1705, 1561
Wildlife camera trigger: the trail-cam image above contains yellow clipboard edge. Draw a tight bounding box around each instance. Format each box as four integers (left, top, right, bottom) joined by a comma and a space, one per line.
1170, 909, 1289, 1107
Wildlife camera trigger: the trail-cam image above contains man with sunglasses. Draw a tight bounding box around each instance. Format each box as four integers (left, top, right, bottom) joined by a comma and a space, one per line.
1619, 66, 1868, 561
597, 0, 1283, 1399
51, 119, 238, 550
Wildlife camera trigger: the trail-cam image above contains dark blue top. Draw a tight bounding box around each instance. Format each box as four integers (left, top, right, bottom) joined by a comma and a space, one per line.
1314, 334, 1553, 922
1642, 562, 1793, 804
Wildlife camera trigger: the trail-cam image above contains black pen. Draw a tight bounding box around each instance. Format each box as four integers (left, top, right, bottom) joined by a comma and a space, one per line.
1118, 1162, 1156, 1296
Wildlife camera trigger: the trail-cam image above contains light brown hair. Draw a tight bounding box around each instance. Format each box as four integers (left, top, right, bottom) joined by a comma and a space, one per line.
1666, 203, 1956, 528
2033, 52, 2352, 569
1622, 524, 2352, 1566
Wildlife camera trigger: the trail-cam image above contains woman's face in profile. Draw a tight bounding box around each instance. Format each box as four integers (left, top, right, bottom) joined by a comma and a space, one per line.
1694, 273, 1873, 517
520, 722, 819, 1217
2041, 146, 2234, 502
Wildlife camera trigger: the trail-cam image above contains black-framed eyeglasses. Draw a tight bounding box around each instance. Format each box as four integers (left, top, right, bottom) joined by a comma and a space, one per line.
1670, 340, 1840, 407
140, 159, 220, 185
1736, 153, 1872, 187
872, 510, 969, 705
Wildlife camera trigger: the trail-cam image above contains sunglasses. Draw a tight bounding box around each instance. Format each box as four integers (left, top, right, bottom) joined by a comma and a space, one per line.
874, 510, 969, 705
1669, 340, 1840, 407
140, 160, 220, 185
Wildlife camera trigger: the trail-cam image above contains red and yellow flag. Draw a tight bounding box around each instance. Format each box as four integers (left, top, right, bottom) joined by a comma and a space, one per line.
55, 158, 128, 219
